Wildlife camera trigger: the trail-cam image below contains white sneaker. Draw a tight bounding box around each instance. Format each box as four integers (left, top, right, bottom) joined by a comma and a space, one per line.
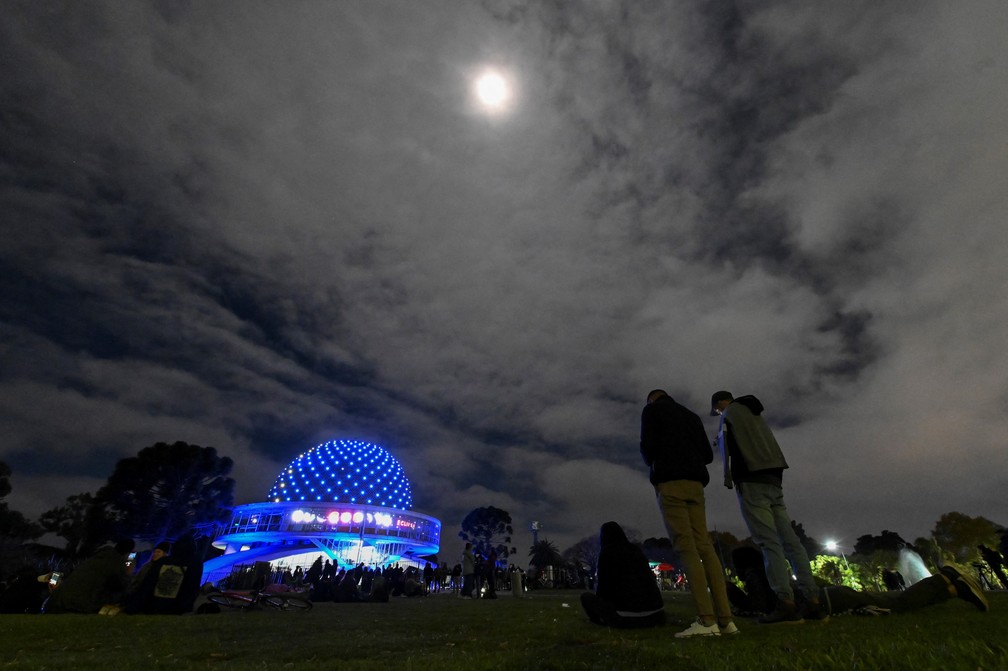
675, 619, 720, 638
719, 621, 739, 635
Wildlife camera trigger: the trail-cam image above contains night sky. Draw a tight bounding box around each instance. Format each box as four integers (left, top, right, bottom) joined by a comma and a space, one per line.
2, 1, 1006, 555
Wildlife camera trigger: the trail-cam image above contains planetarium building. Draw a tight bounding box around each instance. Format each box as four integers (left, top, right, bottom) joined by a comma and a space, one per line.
201, 439, 441, 584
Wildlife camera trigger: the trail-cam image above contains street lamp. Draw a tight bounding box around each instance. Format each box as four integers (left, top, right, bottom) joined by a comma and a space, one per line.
825, 540, 849, 569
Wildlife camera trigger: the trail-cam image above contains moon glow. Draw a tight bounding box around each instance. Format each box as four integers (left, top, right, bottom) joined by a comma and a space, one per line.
474, 70, 511, 110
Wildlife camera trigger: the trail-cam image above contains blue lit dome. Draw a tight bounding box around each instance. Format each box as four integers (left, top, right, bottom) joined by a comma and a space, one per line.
267, 439, 413, 510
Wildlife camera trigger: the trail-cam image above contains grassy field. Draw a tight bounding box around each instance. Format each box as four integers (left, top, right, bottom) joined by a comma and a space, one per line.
2, 590, 1006, 671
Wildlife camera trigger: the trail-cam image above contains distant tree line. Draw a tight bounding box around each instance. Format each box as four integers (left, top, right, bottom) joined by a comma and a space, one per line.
0, 442, 233, 577
458, 504, 1007, 593
3, 450, 1006, 592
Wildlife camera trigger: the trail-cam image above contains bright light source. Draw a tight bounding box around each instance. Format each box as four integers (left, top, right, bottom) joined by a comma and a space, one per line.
473, 69, 514, 113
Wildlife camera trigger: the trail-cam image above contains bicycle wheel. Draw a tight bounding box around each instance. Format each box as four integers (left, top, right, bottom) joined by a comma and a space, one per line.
206, 593, 249, 609
261, 594, 313, 611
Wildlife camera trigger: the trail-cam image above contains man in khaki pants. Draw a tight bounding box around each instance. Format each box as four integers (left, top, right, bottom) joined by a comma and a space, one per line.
640, 389, 736, 637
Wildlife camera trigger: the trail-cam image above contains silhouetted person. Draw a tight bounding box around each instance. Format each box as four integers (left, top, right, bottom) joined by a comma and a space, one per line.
642, 389, 736, 637
0, 567, 48, 614
712, 390, 824, 623
461, 543, 475, 598
977, 545, 1007, 589
581, 521, 665, 628
726, 546, 777, 615
736, 555, 989, 615
45, 539, 135, 614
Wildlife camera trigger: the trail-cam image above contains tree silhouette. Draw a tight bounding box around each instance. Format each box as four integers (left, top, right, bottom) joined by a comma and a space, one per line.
528, 538, 562, 571
38, 492, 101, 558
791, 520, 820, 559
641, 536, 680, 566
94, 441, 235, 543
562, 533, 602, 576
0, 461, 44, 574
0, 460, 11, 499
458, 506, 515, 559
932, 511, 1003, 564
852, 530, 909, 556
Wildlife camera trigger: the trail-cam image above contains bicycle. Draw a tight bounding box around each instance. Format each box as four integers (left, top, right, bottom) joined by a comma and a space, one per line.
207, 589, 313, 611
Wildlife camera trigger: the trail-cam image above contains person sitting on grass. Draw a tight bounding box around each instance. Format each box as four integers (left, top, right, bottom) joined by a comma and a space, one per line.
44, 539, 135, 614
580, 521, 666, 629
725, 546, 777, 616
124, 533, 202, 615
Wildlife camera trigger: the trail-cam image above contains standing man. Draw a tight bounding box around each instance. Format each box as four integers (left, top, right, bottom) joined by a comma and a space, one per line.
712, 390, 825, 622
641, 389, 736, 637
460, 542, 475, 598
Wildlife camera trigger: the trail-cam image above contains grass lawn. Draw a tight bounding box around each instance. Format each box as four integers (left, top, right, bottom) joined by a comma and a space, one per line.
2, 590, 1006, 670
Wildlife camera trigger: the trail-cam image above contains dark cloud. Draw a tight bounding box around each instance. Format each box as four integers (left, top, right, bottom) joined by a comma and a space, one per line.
2, 0, 1006, 554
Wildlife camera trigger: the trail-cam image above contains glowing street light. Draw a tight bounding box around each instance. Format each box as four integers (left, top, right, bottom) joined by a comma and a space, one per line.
825, 540, 849, 569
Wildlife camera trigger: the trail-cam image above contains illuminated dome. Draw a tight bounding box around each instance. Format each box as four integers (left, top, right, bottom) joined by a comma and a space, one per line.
267, 439, 413, 510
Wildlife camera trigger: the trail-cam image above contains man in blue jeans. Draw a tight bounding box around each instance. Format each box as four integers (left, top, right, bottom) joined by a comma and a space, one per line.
712, 390, 825, 623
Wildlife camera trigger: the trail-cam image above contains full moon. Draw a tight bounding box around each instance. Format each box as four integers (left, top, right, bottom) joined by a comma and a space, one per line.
474, 70, 511, 110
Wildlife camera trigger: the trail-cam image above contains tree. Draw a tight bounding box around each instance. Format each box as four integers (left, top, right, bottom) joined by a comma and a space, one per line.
931, 512, 1003, 564
810, 554, 864, 590
852, 530, 909, 556
38, 492, 101, 558
528, 539, 562, 573
791, 520, 820, 559
641, 536, 680, 566
93, 441, 235, 543
0, 461, 44, 575
913, 536, 942, 572
458, 506, 515, 560
0, 461, 43, 540
562, 534, 602, 576
0, 460, 11, 500
709, 530, 743, 571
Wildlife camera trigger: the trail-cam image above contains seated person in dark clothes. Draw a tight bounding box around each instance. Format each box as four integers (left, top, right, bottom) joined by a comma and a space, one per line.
0, 566, 50, 614
581, 521, 665, 628
726, 546, 777, 615
124, 534, 202, 614
45, 539, 135, 614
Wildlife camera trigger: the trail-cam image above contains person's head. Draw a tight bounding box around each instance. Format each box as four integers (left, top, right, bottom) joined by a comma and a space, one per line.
152, 541, 171, 562
114, 538, 136, 557
599, 521, 629, 548
710, 390, 733, 416
646, 389, 668, 405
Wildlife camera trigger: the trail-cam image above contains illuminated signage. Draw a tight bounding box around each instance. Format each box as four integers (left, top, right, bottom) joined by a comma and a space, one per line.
290, 508, 394, 528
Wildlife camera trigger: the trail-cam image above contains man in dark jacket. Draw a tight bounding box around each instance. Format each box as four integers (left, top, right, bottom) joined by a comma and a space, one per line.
712, 390, 823, 623
641, 390, 736, 637
580, 521, 665, 628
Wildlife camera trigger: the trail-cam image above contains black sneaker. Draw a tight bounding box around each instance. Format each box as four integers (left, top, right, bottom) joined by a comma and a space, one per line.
941, 564, 989, 612
758, 602, 804, 624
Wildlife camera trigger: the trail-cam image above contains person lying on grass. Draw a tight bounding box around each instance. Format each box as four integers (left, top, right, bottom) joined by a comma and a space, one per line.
730, 553, 989, 619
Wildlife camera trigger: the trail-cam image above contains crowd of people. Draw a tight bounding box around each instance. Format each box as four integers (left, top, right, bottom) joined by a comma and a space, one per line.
581, 387, 995, 637
1, 385, 999, 633
0, 535, 203, 615
0, 535, 530, 614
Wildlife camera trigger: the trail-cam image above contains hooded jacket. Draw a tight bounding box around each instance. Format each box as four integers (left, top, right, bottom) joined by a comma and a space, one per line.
595, 522, 664, 615
717, 395, 788, 489
640, 395, 713, 486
